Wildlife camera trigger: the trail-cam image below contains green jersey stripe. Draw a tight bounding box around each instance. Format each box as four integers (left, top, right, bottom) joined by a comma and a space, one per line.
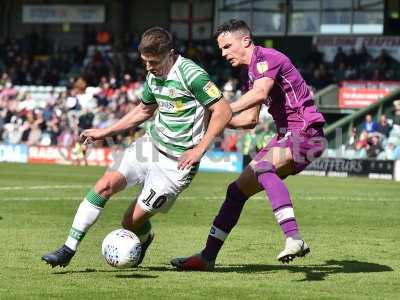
187, 71, 204, 85
144, 55, 218, 157
161, 106, 197, 117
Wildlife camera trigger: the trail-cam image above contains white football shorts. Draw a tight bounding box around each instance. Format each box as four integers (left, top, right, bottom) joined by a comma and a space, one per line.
109, 135, 198, 213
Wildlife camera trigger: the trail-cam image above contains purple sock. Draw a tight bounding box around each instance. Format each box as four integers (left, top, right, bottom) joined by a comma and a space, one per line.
202, 182, 248, 261
254, 161, 299, 238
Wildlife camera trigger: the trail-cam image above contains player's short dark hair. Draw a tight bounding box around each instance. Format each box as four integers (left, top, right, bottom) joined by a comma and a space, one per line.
139, 27, 173, 56
214, 19, 252, 39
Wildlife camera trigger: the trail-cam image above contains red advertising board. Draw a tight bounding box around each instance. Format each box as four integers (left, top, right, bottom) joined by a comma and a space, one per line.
338, 81, 400, 109
28, 146, 70, 164
28, 146, 120, 166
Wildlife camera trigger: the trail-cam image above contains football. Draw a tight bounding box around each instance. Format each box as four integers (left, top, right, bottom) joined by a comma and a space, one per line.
101, 229, 142, 268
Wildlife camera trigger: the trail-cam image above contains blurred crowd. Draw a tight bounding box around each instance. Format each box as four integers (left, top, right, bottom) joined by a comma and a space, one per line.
1, 32, 400, 160
343, 111, 400, 160
302, 45, 400, 93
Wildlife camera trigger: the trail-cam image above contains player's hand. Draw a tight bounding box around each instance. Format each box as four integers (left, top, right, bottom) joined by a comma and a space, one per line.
177, 146, 205, 170
79, 128, 109, 145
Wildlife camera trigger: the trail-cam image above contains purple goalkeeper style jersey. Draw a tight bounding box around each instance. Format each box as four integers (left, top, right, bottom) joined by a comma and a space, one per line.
244, 46, 325, 134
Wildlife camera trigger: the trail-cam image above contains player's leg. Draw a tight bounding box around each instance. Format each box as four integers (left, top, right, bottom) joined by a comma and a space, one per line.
171, 144, 304, 270
41, 138, 146, 268
171, 165, 262, 271
121, 199, 154, 267
252, 146, 310, 263
41, 171, 127, 267
119, 149, 196, 267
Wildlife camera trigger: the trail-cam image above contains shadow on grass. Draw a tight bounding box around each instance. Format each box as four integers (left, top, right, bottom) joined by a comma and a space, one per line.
53, 268, 158, 279
116, 274, 158, 279
144, 265, 174, 272
51, 260, 393, 281
214, 260, 393, 281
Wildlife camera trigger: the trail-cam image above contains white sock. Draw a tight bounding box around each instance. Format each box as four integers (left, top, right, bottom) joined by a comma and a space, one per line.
65, 199, 103, 251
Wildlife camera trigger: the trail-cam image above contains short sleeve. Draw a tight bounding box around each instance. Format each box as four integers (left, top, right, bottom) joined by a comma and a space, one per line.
252, 51, 282, 81
141, 79, 157, 105
189, 72, 222, 107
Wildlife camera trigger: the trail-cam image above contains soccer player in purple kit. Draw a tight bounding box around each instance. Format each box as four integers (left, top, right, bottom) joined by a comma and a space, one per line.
171, 19, 326, 271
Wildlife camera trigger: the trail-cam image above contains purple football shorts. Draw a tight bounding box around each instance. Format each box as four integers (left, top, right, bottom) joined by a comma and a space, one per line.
254, 125, 326, 174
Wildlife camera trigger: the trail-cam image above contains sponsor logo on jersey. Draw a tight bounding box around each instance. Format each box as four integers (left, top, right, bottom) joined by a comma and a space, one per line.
203, 81, 221, 98
175, 100, 184, 111
158, 100, 176, 112
256, 61, 268, 74
168, 88, 176, 98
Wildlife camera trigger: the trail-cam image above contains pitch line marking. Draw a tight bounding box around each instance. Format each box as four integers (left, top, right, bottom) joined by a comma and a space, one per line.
0, 185, 87, 191
2, 196, 398, 202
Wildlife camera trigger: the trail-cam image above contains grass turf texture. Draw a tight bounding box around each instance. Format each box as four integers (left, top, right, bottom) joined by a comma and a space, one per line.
0, 163, 399, 300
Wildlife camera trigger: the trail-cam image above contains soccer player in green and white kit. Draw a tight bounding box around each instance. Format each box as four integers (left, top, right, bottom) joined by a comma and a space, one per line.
42, 27, 232, 268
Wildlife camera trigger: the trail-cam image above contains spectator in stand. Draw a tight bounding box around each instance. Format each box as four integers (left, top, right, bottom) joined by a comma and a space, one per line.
371, 69, 385, 81
309, 68, 326, 91
334, 61, 347, 82
361, 56, 375, 80
344, 64, 358, 80
362, 114, 378, 133
376, 49, 391, 71
0, 108, 4, 139
222, 77, 239, 102
378, 137, 400, 160
394, 100, 400, 125
306, 44, 324, 67
333, 46, 347, 69
78, 108, 94, 131
57, 121, 74, 148
346, 127, 358, 150
2, 116, 23, 144
237, 129, 256, 156
348, 48, 359, 67
355, 130, 369, 151
366, 134, 383, 159
358, 45, 371, 66
96, 28, 111, 45
221, 131, 238, 152
377, 114, 392, 138
46, 112, 61, 145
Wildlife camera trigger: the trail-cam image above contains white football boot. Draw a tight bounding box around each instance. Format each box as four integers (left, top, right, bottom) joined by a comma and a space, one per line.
277, 236, 310, 263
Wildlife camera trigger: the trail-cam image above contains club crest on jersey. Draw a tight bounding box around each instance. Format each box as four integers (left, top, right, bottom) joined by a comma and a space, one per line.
256, 61, 268, 74
203, 81, 221, 98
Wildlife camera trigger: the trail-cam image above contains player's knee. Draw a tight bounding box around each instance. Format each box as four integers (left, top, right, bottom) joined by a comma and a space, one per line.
96, 172, 127, 198
95, 177, 117, 198
227, 182, 238, 197
252, 160, 276, 178
226, 181, 248, 203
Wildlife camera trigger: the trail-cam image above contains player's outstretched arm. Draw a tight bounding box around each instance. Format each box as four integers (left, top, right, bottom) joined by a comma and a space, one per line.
230, 77, 274, 113
228, 105, 261, 129
177, 98, 232, 169
80, 102, 158, 145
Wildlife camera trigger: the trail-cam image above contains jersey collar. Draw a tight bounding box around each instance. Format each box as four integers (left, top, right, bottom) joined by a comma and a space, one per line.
166, 55, 183, 80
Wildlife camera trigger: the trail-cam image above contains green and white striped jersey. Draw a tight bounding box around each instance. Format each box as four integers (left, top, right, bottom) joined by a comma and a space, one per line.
141, 55, 222, 157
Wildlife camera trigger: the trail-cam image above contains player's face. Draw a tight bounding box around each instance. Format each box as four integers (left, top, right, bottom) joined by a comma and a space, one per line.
217, 32, 248, 67
141, 51, 172, 77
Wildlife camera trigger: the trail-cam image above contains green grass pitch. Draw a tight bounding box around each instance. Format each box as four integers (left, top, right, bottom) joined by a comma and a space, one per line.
0, 163, 399, 299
